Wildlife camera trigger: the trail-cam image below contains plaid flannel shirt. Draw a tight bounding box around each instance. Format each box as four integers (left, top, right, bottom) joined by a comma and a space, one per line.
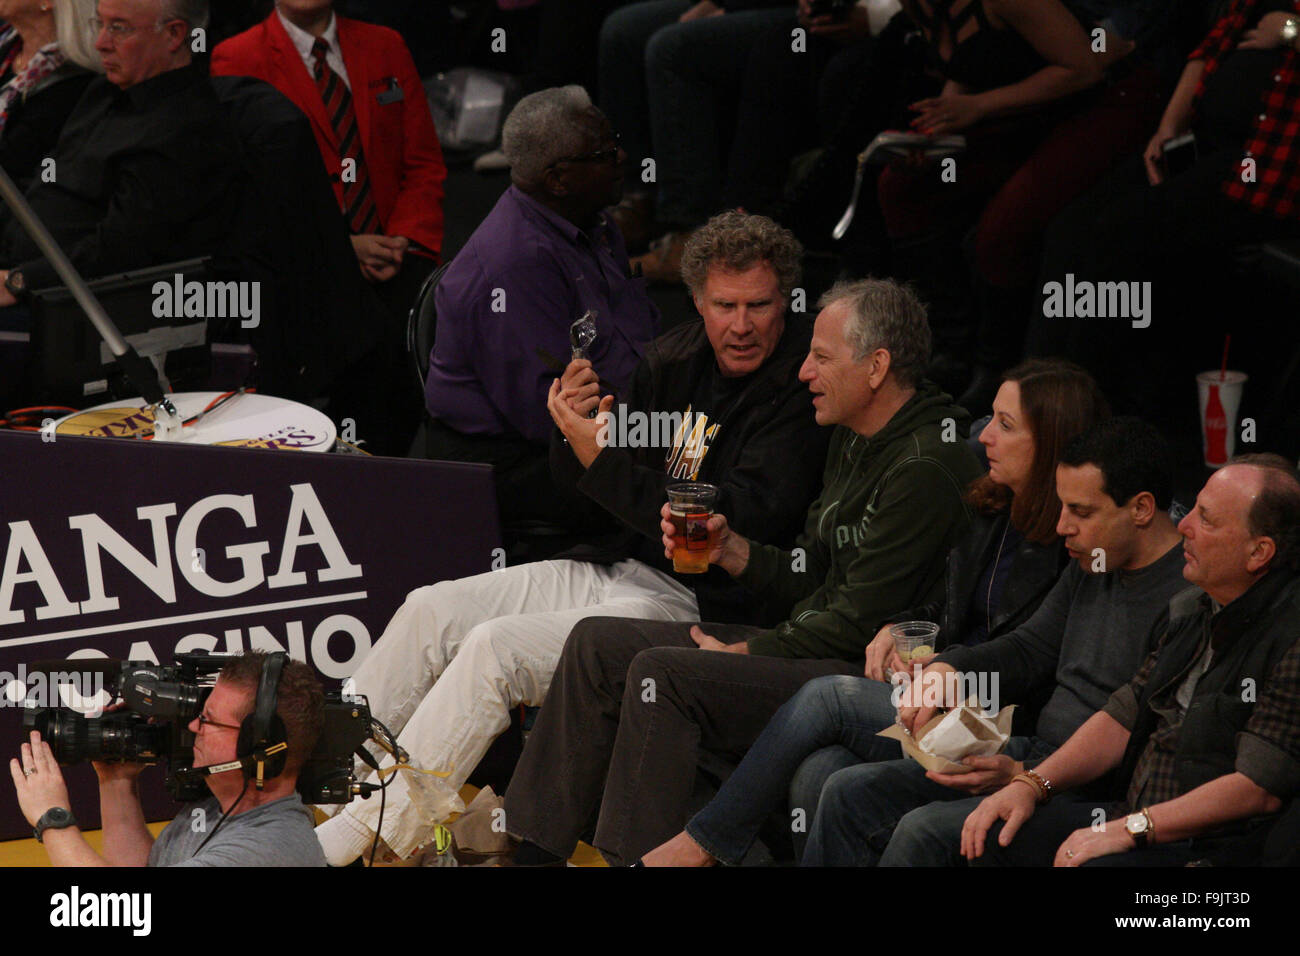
1189, 0, 1300, 219
1104, 600, 1300, 810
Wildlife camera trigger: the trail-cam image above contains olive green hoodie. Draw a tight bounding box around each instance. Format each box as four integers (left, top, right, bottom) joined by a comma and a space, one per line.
741, 382, 983, 659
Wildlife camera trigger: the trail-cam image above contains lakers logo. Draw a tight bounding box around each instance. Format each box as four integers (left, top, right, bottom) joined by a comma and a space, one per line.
56, 406, 157, 438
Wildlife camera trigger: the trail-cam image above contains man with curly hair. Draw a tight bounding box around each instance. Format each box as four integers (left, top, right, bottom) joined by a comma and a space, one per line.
313, 211, 828, 865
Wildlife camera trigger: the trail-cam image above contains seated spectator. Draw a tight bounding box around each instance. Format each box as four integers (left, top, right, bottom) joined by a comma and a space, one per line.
0, 0, 242, 310
312, 212, 829, 865
0, 0, 101, 190
869, 0, 1103, 399
1029, 0, 1300, 430
598, 0, 797, 262
423, 86, 660, 531
961, 455, 1300, 867
808, 417, 1187, 865
949, 0, 1186, 413
212, 0, 446, 456
500, 277, 985, 867
723, 1, 898, 232
643, 414, 1185, 865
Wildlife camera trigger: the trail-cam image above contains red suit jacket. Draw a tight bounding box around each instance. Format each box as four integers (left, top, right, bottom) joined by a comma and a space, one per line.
212, 12, 446, 256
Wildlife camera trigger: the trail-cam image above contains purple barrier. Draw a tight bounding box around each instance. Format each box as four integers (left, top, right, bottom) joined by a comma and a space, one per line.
0, 431, 501, 839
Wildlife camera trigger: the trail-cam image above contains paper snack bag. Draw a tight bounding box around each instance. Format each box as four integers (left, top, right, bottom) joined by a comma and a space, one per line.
877, 697, 1016, 774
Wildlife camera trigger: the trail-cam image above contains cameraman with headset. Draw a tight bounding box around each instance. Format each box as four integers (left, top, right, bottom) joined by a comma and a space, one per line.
9, 652, 327, 867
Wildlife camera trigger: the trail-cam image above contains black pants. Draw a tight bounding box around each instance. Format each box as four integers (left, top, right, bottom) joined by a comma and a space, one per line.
326, 253, 433, 456
502, 616, 860, 865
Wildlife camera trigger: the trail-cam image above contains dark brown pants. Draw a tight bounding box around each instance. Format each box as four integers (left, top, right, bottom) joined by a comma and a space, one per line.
502, 616, 860, 865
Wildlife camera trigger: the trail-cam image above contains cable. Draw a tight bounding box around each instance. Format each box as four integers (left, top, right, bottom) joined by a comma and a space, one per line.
0, 405, 77, 430
368, 778, 386, 867
194, 779, 250, 857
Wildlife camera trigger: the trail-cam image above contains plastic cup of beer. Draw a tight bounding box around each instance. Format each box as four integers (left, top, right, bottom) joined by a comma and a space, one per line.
667, 482, 718, 574
889, 621, 940, 667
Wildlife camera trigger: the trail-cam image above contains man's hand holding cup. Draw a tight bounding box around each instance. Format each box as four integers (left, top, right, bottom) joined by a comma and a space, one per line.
660, 500, 749, 576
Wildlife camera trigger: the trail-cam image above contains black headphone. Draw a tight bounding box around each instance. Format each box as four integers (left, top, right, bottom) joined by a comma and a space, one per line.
235, 651, 290, 789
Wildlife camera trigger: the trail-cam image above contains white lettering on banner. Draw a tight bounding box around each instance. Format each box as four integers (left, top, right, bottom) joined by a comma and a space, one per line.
0, 522, 81, 624
70, 505, 178, 614
267, 484, 363, 587
0, 481, 379, 675
1, 484, 364, 623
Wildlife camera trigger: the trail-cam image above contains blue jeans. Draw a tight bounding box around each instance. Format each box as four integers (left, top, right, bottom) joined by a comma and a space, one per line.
684, 674, 902, 866
598, 2, 795, 227
801, 735, 1038, 866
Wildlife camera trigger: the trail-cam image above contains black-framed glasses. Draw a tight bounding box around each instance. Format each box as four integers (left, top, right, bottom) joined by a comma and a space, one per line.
196, 712, 242, 732
550, 132, 622, 169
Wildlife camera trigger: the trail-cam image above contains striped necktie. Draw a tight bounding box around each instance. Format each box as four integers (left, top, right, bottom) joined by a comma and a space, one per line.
311, 37, 378, 234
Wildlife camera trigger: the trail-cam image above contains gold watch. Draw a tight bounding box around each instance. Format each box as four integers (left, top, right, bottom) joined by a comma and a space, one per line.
1124, 808, 1154, 848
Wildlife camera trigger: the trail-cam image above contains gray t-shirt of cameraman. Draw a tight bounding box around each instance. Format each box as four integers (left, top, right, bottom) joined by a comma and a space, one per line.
148, 794, 326, 867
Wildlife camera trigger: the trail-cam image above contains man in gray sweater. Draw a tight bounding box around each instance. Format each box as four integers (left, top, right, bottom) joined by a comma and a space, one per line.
803, 417, 1188, 865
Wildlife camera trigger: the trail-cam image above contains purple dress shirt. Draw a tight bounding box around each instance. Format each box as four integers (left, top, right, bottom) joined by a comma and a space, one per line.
425, 185, 660, 444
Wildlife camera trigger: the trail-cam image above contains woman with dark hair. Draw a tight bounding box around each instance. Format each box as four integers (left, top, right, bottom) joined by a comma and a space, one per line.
639, 357, 1110, 866
0, 0, 99, 189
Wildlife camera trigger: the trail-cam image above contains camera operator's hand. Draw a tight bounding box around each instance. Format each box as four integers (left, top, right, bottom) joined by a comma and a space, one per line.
11, 731, 73, 827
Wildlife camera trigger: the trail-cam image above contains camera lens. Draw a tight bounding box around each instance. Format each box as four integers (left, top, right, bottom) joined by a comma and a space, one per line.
22, 706, 160, 764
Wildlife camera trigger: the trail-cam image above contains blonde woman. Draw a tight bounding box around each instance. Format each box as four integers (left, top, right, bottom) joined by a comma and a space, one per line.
0, 0, 101, 187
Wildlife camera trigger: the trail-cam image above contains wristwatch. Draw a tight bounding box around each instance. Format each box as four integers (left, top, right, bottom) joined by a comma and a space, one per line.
4, 268, 25, 297
34, 806, 77, 843
1282, 17, 1299, 47
1124, 808, 1154, 849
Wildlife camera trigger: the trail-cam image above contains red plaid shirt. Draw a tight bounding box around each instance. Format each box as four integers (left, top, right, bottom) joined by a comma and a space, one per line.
1190, 0, 1300, 219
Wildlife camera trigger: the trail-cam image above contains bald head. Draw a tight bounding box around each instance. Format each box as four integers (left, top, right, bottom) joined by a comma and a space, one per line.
1178, 460, 1300, 604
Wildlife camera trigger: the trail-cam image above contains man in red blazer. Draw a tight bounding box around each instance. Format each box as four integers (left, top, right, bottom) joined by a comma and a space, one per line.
213, 0, 447, 454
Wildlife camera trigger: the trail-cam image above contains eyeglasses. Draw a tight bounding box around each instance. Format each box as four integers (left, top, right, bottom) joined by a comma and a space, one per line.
550, 133, 622, 169
196, 712, 242, 733
89, 16, 181, 41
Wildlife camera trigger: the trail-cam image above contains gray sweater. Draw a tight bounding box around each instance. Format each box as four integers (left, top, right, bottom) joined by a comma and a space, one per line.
937, 542, 1188, 750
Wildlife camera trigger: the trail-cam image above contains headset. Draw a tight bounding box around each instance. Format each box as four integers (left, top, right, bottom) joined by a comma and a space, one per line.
180, 651, 290, 790
237, 651, 290, 789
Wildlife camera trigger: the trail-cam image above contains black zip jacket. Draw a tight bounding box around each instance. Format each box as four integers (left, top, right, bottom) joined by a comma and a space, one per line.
549, 317, 828, 624
889, 509, 1066, 651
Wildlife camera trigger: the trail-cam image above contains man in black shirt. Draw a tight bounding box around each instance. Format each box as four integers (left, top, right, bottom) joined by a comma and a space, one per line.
0, 0, 241, 303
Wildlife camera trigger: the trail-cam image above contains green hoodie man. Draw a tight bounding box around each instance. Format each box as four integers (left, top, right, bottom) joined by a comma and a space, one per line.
706, 279, 984, 660
741, 381, 983, 659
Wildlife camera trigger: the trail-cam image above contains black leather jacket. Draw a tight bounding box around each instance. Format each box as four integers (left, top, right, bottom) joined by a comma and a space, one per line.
891, 508, 1065, 652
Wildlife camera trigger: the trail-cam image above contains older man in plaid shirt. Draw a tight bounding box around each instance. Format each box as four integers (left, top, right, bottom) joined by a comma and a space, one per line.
952, 455, 1300, 867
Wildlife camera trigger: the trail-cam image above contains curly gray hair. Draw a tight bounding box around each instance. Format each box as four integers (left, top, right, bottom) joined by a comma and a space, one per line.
502, 86, 598, 186
817, 278, 932, 388
680, 211, 802, 302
